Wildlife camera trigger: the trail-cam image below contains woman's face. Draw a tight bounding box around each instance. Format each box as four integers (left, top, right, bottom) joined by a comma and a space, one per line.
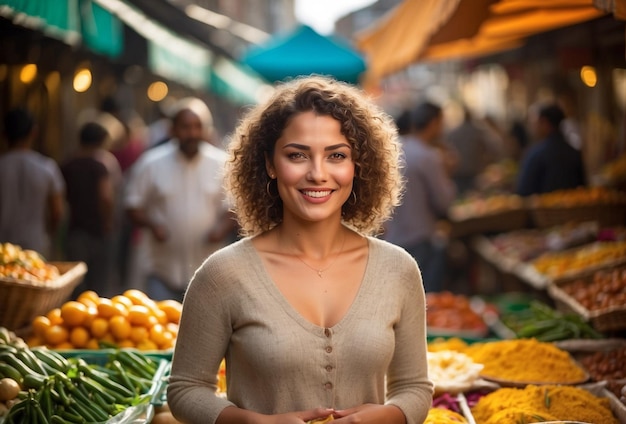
267, 111, 355, 225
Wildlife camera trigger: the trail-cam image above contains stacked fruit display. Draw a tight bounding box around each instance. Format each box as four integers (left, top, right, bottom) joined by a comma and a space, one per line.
26, 289, 181, 351
531, 186, 626, 208
449, 193, 525, 221
0, 243, 59, 283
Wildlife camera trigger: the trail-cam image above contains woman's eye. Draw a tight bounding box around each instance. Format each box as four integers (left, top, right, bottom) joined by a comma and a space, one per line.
329, 152, 347, 160
287, 152, 307, 160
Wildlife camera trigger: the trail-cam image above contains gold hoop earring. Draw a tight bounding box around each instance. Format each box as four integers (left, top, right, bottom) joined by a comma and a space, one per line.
266, 179, 278, 198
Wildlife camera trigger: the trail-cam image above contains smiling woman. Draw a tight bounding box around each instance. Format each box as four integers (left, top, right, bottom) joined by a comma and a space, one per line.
167, 75, 433, 424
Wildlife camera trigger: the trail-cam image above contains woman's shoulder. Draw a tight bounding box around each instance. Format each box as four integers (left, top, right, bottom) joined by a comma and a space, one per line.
367, 237, 424, 292
188, 238, 255, 291
367, 236, 418, 267
201, 237, 253, 268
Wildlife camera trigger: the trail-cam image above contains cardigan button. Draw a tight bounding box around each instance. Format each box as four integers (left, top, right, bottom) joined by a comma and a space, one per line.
325, 346, 332, 353
324, 382, 333, 389
325, 365, 333, 372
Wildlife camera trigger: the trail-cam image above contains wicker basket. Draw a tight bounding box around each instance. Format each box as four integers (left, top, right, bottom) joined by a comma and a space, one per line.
547, 265, 626, 333
449, 208, 530, 238
0, 262, 87, 331
531, 203, 626, 229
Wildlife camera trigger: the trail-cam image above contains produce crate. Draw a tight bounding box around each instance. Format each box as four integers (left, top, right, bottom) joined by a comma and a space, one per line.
530, 203, 626, 229
58, 349, 172, 423
547, 266, 626, 332
0, 261, 87, 331
449, 208, 530, 238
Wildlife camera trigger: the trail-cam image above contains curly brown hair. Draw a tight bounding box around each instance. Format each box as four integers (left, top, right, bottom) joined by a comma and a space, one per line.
225, 75, 403, 236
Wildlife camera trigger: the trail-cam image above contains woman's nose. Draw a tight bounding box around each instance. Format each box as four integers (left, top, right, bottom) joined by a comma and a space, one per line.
307, 158, 328, 181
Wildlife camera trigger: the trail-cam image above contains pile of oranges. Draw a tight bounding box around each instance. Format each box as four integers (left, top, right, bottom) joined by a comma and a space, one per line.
26, 289, 182, 351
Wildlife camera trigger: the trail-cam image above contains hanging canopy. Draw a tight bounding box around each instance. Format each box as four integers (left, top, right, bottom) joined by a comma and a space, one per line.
355, 0, 623, 87
240, 24, 367, 84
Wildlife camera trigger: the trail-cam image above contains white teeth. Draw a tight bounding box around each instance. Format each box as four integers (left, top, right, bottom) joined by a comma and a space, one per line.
302, 190, 331, 198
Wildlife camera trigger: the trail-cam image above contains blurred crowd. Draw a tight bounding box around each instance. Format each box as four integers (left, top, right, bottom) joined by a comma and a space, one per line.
0, 89, 611, 298
0, 96, 236, 301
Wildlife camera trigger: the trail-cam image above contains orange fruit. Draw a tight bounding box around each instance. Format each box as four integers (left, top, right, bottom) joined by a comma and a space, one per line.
45, 325, 69, 346
123, 289, 149, 305
117, 339, 135, 348
46, 308, 63, 325
69, 326, 90, 348
157, 330, 175, 350
86, 338, 100, 350
83, 307, 99, 328
111, 295, 134, 309
165, 322, 179, 336
161, 339, 175, 350
76, 295, 98, 309
60, 301, 88, 327
129, 325, 149, 343
147, 315, 159, 327
151, 308, 168, 325
97, 298, 128, 319
109, 315, 131, 341
148, 324, 166, 345
157, 300, 182, 324
136, 339, 158, 351
77, 290, 100, 305
54, 341, 74, 350
127, 305, 152, 327
99, 333, 116, 344
90, 317, 109, 339
32, 316, 51, 337
27, 335, 44, 347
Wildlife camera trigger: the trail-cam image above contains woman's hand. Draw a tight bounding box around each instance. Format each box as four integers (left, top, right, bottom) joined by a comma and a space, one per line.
332, 403, 406, 423
216, 406, 335, 424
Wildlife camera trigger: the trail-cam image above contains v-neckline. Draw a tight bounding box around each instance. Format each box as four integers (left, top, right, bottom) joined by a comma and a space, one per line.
243, 237, 374, 334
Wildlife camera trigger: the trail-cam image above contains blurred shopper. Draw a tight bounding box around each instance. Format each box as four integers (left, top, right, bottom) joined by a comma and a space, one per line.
516, 103, 586, 196
0, 108, 64, 258
111, 113, 148, 290
445, 107, 500, 195
124, 97, 236, 301
111, 113, 147, 174
62, 122, 122, 297
383, 102, 457, 292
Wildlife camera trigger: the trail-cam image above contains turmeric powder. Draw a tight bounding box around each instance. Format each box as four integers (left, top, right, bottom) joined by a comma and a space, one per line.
463, 339, 587, 383
424, 407, 468, 423
471, 384, 618, 424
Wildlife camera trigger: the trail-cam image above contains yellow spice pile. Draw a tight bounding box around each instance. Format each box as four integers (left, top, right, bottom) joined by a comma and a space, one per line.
463, 338, 587, 383
472, 384, 617, 424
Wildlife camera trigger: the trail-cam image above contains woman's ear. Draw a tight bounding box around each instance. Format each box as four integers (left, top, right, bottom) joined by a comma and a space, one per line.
265, 152, 275, 178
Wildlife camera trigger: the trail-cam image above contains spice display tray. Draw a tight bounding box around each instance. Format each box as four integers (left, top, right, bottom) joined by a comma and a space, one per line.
549, 290, 626, 333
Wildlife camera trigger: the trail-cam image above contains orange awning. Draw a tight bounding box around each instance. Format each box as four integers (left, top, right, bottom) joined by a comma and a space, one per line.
355, 0, 621, 87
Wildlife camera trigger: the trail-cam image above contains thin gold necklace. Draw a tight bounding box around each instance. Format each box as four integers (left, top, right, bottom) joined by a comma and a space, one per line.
295, 234, 346, 278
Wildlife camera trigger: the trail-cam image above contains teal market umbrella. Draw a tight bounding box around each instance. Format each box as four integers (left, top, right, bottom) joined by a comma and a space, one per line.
240, 24, 367, 84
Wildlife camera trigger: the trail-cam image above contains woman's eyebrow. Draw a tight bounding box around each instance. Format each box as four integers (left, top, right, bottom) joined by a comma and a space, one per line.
282, 142, 351, 150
